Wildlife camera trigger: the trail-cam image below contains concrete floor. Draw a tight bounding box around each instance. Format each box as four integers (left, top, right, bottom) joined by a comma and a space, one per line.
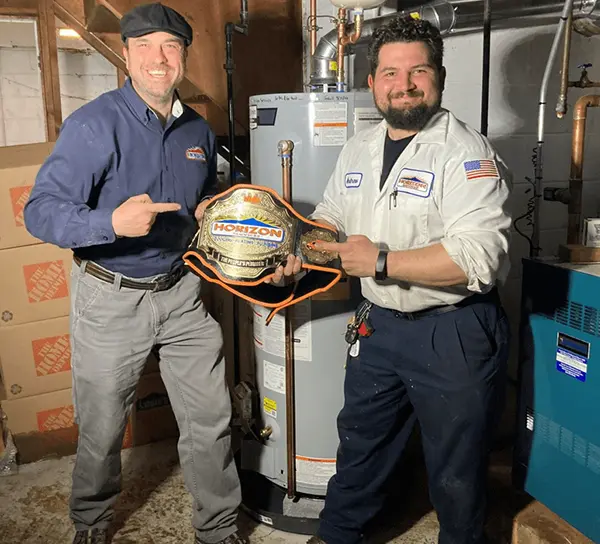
0, 435, 527, 544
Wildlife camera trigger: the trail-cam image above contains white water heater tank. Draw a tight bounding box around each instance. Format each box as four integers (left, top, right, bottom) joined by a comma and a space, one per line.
329, 0, 386, 9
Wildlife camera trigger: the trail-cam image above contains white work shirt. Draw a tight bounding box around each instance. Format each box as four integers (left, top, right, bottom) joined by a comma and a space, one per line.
312, 109, 512, 313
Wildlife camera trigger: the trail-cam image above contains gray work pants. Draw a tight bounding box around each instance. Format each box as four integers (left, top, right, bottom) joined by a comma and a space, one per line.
69, 260, 241, 543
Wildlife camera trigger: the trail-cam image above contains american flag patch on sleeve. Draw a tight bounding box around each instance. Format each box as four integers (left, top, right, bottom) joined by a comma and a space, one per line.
463, 159, 500, 180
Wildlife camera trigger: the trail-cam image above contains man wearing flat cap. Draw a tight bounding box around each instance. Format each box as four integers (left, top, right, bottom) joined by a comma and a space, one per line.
24, 3, 247, 544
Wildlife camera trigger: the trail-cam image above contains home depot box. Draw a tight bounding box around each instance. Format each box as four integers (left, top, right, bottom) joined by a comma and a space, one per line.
0, 142, 54, 250
0, 243, 72, 327
0, 315, 161, 400
1, 372, 178, 463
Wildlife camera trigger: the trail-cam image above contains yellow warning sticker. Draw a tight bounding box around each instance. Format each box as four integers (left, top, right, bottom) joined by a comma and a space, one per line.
329, 60, 338, 72
263, 397, 277, 418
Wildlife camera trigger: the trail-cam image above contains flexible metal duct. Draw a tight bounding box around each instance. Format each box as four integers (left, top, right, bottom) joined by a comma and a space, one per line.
310, 0, 600, 88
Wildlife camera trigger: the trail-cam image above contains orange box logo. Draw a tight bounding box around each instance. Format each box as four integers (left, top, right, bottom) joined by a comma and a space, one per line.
37, 405, 75, 432
9, 185, 32, 227
23, 260, 68, 303
32, 334, 71, 376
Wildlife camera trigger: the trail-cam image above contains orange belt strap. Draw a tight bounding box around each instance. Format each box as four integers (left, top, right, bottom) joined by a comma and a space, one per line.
183, 184, 342, 323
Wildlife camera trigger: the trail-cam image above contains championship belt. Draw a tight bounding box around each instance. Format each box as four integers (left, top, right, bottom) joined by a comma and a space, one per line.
183, 184, 342, 323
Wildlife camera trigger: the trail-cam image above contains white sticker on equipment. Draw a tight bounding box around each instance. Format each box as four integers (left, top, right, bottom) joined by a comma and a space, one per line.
313, 102, 348, 147
264, 360, 285, 395
252, 302, 312, 362
295, 455, 337, 487
354, 107, 382, 133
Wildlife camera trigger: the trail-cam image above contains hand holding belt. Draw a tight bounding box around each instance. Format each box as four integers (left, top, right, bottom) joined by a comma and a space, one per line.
183, 184, 342, 323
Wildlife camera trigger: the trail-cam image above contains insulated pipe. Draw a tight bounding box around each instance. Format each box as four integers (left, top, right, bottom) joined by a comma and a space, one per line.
278, 139, 297, 499
556, 8, 573, 118
532, 0, 575, 257
568, 95, 600, 244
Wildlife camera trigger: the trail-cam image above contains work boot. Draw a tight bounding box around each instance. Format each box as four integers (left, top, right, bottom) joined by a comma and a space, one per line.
306, 538, 326, 544
72, 528, 108, 544
196, 532, 248, 544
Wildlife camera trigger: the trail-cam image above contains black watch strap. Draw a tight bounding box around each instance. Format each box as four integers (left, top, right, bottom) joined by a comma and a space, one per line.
375, 250, 388, 281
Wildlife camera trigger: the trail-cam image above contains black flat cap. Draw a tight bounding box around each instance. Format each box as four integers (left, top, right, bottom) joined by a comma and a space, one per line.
120, 3, 193, 47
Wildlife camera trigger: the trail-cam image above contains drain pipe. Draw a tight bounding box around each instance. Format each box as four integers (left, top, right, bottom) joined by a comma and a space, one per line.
224, 0, 249, 186
480, 0, 491, 136
278, 139, 297, 500
531, 0, 575, 258
224, 0, 249, 388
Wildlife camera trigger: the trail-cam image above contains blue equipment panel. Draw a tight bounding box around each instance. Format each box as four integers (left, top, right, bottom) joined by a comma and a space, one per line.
514, 258, 600, 542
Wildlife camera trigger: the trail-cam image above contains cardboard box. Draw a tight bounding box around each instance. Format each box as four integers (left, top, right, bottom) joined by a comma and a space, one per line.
0, 316, 72, 399
1, 373, 178, 463
0, 243, 72, 327
0, 316, 161, 400
0, 142, 54, 250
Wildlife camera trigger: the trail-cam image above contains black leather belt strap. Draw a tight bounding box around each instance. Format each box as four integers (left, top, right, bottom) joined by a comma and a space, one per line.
383, 288, 500, 321
73, 255, 185, 292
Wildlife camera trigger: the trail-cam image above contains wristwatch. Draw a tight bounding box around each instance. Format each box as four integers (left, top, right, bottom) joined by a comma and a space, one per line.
375, 250, 388, 281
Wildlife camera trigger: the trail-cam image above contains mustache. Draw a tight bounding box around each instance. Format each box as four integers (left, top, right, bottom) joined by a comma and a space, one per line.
388, 90, 424, 100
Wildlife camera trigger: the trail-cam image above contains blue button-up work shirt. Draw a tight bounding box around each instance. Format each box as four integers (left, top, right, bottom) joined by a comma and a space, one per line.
24, 79, 217, 278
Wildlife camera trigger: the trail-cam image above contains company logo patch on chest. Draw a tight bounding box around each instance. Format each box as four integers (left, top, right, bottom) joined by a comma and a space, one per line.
186, 146, 207, 162
345, 172, 363, 188
394, 168, 434, 198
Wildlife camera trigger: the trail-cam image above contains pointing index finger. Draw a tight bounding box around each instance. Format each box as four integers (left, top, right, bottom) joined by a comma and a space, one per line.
147, 202, 182, 213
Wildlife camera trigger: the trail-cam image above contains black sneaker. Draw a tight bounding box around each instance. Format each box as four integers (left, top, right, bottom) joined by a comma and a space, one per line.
196, 532, 248, 544
72, 528, 108, 544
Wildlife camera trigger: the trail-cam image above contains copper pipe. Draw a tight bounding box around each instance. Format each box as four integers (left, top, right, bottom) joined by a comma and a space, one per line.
335, 8, 364, 92
568, 95, 600, 244
341, 10, 364, 46
556, 9, 572, 119
336, 8, 347, 91
310, 0, 317, 56
278, 139, 296, 499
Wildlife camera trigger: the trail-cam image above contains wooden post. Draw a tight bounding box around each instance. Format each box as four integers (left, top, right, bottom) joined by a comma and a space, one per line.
37, 0, 62, 141
117, 68, 127, 88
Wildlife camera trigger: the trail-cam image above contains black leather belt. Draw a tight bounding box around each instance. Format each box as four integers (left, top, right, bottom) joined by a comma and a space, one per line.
382, 288, 499, 321
73, 255, 185, 292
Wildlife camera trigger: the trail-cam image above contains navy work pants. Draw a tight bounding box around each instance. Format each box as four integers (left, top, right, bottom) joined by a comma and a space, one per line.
317, 293, 510, 544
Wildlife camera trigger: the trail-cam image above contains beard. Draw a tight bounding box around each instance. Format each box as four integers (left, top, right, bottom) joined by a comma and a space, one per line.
375, 90, 442, 131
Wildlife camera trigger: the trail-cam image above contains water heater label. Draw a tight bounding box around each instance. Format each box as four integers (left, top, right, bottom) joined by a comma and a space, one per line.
313, 102, 348, 147
556, 332, 589, 383
264, 360, 285, 395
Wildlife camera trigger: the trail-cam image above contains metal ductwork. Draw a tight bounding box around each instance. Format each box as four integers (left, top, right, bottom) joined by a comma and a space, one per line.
310, 0, 600, 89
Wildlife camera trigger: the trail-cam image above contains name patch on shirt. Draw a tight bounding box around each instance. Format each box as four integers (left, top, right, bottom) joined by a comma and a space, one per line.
345, 172, 363, 188
463, 159, 499, 181
394, 168, 434, 198
186, 146, 207, 162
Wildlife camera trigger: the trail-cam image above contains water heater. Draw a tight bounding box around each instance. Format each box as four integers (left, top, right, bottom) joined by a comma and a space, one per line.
239, 91, 381, 533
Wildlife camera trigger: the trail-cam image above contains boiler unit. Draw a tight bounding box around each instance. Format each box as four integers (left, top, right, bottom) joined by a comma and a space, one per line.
514, 258, 600, 543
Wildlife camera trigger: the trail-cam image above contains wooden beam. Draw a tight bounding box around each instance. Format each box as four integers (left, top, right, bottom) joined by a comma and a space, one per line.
37, 0, 62, 141
54, 3, 126, 71
0, 0, 37, 16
